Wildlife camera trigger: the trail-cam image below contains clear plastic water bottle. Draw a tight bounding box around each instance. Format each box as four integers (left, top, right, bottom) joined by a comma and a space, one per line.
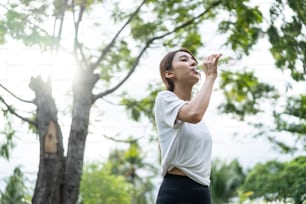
193, 56, 237, 74
217, 56, 237, 68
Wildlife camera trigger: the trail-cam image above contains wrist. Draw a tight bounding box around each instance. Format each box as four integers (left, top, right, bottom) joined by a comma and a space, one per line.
205, 74, 217, 80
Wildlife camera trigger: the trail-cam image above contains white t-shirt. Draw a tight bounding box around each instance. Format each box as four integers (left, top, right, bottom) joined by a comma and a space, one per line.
154, 90, 212, 186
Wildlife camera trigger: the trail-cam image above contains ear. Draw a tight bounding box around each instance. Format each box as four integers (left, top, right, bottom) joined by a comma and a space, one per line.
165, 70, 175, 79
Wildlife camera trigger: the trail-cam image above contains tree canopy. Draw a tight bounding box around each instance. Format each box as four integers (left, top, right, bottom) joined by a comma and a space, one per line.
80, 163, 132, 204
240, 156, 306, 204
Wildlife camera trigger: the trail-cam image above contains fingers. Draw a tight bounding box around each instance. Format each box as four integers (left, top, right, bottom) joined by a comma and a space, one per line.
213, 53, 222, 65
202, 53, 222, 64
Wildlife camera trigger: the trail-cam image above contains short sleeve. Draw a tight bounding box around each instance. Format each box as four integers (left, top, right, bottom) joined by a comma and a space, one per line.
155, 91, 187, 128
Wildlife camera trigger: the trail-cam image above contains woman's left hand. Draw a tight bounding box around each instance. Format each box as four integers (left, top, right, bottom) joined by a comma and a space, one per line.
202, 53, 222, 78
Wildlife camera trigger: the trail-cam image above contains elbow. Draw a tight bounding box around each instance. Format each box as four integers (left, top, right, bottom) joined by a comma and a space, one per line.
189, 112, 203, 124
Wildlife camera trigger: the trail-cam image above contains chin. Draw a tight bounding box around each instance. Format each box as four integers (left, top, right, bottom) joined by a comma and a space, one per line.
191, 78, 200, 85
194, 76, 200, 83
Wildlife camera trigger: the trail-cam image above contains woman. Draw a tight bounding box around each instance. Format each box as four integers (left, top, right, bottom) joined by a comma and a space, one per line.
154, 48, 222, 204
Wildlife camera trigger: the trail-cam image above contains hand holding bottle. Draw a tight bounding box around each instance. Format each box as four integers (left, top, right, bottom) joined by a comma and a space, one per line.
202, 53, 222, 78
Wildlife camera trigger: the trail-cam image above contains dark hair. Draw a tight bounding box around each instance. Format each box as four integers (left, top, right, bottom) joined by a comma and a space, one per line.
159, 48, 197, 91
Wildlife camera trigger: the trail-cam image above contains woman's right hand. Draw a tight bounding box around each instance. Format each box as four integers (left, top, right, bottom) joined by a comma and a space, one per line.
202, 53, 222, 78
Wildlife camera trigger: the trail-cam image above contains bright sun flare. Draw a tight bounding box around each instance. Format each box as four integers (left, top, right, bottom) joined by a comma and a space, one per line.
1, 42, 77, 98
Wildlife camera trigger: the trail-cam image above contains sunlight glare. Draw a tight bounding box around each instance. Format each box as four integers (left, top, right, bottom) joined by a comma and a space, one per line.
49, 51, 76, 96
4, 43, 77, 97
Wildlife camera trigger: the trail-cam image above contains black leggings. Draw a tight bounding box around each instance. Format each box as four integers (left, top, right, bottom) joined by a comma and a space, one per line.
156, 174, 211, 204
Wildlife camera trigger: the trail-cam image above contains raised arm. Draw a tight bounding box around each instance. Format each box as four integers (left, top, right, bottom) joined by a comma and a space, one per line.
178, 54, 222, 123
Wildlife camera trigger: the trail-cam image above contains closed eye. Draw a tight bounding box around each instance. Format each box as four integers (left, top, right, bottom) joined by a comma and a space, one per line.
178, 54, 197, 64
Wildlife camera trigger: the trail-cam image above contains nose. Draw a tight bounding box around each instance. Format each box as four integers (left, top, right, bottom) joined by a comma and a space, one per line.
190, 59, 197, 66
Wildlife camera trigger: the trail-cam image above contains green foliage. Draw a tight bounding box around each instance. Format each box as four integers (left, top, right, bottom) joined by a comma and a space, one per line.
106, 140, 158, 204
121, 83, 162, 124
267, 0, 306, 81
134, 0, 220, 51
274, 95, 306, 135
180, 31, 203, 54
124, 142, 141, 165
80, 140, 157, 204
80, 163, 133, 204
0, 113, 15, 160
0, 0, 55, 48
218, 70, 277, 120
218, 0, 263, 55
0, 167, 31, 204
99, 40, 135, 83
0, 20, 6, 44
214, 0, 305, 154
210, 159, 245, 204
272, 95, 306, 152
240, 156, 306, 204
130, 15, 159, 42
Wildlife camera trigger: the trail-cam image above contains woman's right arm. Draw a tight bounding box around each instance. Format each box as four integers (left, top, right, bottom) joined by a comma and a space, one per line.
177, 54, 221, 123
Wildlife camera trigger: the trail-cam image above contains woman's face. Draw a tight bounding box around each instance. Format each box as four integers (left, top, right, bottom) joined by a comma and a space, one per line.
170, 51, 200, 85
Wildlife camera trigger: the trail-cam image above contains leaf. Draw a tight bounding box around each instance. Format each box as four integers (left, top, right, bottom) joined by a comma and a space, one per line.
0, 119, 15, 160
218, 70, 276, 120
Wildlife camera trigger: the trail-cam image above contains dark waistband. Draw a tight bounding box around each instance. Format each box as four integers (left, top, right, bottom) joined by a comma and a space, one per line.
164, 173, 209, 187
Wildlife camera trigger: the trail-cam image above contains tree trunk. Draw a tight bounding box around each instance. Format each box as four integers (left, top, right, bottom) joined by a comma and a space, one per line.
62, 102, 91, 204
62, 68, 98, 204
30, 67, 98, 204
30, 76, 65, 204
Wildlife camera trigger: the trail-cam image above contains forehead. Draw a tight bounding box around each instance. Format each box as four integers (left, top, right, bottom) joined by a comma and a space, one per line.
174, 51, 193, 59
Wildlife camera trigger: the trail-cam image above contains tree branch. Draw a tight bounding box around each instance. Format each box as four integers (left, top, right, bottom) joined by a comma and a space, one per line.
76, 42, 90, 69
92, 39, 153, 103
90, 0, 148, 70
55, 0, 69, 51
73, 2, 85, 51
0, 83, 35, 104
72, 1, 88, 69
92, 0, 222, 103
151, 0, 222, 41
103, 134, 143, 143
0, 96, 37, 127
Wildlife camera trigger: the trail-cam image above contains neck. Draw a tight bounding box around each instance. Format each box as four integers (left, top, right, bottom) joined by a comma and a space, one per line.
173, 83, 193, 101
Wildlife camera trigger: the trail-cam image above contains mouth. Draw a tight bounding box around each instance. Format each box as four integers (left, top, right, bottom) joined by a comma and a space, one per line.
192, 67, 200, 75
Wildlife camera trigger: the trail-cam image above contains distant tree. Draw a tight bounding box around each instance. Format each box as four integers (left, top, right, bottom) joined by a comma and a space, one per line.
0, 167, 31, 204
240, 156, 306, 204
79, 138, 157, 204
80, 163, 132, 204
105, 139, 158, 204
210, 159, 245, 204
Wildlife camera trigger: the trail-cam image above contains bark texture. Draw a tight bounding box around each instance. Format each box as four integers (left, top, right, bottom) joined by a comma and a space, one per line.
30, 76, 65, 204
30, 68, 98, 204
62, 68, 98, 204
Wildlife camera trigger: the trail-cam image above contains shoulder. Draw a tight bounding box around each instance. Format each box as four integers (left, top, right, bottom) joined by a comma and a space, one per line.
155, 90, 186, 112
157, 90, 174, 97
156, 90, 178, 102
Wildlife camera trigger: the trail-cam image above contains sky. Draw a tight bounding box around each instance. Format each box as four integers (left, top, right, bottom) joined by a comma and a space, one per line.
0, 0, 304, 196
